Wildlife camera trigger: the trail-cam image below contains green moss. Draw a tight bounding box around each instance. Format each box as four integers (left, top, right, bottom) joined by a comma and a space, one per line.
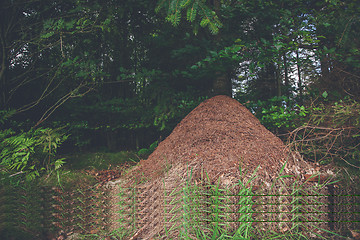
40, 170, 97, 191
64, 151, 138, 170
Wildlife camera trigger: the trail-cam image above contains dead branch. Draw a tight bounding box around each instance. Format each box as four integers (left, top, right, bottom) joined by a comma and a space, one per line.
288, 125, 360, 168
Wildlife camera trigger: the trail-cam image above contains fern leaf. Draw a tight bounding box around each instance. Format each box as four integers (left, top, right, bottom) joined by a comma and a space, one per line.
186, 1, 198, 22
200, 18, 209, 27
168, 0, 181, 26
198, 3, 222, 34
174, 10, 181, 26
208, 22, 219, 34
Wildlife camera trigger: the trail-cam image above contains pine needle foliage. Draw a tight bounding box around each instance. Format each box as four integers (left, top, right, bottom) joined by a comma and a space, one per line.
156, 0, 222, 34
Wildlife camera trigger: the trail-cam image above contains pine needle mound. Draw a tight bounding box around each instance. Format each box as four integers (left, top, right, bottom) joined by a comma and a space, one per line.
112, 95, 333, 239
137, 95, 315, 182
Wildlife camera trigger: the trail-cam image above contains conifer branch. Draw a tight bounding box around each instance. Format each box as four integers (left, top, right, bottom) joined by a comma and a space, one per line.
156, 0, 222, 34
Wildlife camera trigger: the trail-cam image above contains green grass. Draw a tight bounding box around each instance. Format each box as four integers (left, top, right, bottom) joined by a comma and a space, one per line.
0, 150, 138, 240
43, 150, 139, 191
64, 151, 138, 170
2, 151, 358, 239
0, 172, 53, 240
114, 163, 353, 239
40, 170, 97, 192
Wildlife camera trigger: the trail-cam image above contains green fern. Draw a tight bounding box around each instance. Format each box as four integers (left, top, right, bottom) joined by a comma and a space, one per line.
0, 127, 68, 179
186, 1, 198, 22
200, 18, 209, 27
170, 0, 181, 26
198, 4, 222, 34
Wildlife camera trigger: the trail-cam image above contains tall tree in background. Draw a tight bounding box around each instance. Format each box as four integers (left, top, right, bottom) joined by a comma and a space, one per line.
0, 0, 111, 124
156, 0, 234, 96
314, 0, 360, 96
156, 0, 359, 100
1, 0, 359, 154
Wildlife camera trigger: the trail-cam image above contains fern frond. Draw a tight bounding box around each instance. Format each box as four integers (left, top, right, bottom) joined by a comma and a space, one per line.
173, 10, 181, 26
200, 18, 209, 27
168, 0, 182, 26
208, 21, 220, 34
157, 0, 222, 34
186, 1, 198, 22
198, 3, 222, 34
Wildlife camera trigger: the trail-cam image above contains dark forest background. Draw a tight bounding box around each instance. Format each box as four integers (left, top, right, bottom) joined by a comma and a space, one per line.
1, 0, 359, 179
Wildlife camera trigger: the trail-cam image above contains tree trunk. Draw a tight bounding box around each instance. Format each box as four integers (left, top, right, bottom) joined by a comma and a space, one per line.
283, 53, 289, 97
210, 0, 232, 97
276, 65, 282, 97
320, 55, 331, 77
0, 47, 7, 108
212, 72, 232, 97
106, 131, 117, 151
0, 22, 8, 108
296, 51, 303, 103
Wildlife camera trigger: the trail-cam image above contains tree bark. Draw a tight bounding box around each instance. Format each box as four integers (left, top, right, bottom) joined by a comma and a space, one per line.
212, 72, 232, 97
0, 12, 8, 108
210, 0, 232, 97
276, 64, 282, 97
283, 53, 289, 97
296, 51, 303, 103
0, 40, 7, 108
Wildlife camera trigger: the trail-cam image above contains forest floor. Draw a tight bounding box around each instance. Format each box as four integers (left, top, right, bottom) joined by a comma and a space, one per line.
45, 150, 359, 240
53, 152, 138, 239
103, 95, 359, 239
118, 95, 321, 239
101, 96, 359, 239
0, 151, 138, 240
2, 95, 359, 239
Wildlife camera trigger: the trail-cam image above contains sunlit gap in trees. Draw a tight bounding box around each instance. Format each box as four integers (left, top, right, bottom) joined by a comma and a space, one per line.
9, 44, 31, 69
232, 16, 322, 100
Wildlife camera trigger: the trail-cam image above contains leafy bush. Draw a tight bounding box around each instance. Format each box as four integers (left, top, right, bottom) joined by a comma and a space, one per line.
245, 96, 307, 132
0, 127, 68, 180
137, 140, 159, 159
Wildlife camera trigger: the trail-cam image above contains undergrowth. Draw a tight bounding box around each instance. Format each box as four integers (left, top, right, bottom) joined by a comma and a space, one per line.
0, 151, 136, 240
65, 151, 138, 170
114, 163, 358, 239
1, 152, 358, 239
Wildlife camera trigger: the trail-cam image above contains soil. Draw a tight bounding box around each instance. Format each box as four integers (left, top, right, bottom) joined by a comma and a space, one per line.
136, 95, 315, 183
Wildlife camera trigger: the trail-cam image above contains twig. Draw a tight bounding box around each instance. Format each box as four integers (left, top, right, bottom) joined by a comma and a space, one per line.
9, 171, 24, 177
340, 157, 360, 169
337, 16, 354, 47
0, 171, 24, 180
60, 32, 65, 58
